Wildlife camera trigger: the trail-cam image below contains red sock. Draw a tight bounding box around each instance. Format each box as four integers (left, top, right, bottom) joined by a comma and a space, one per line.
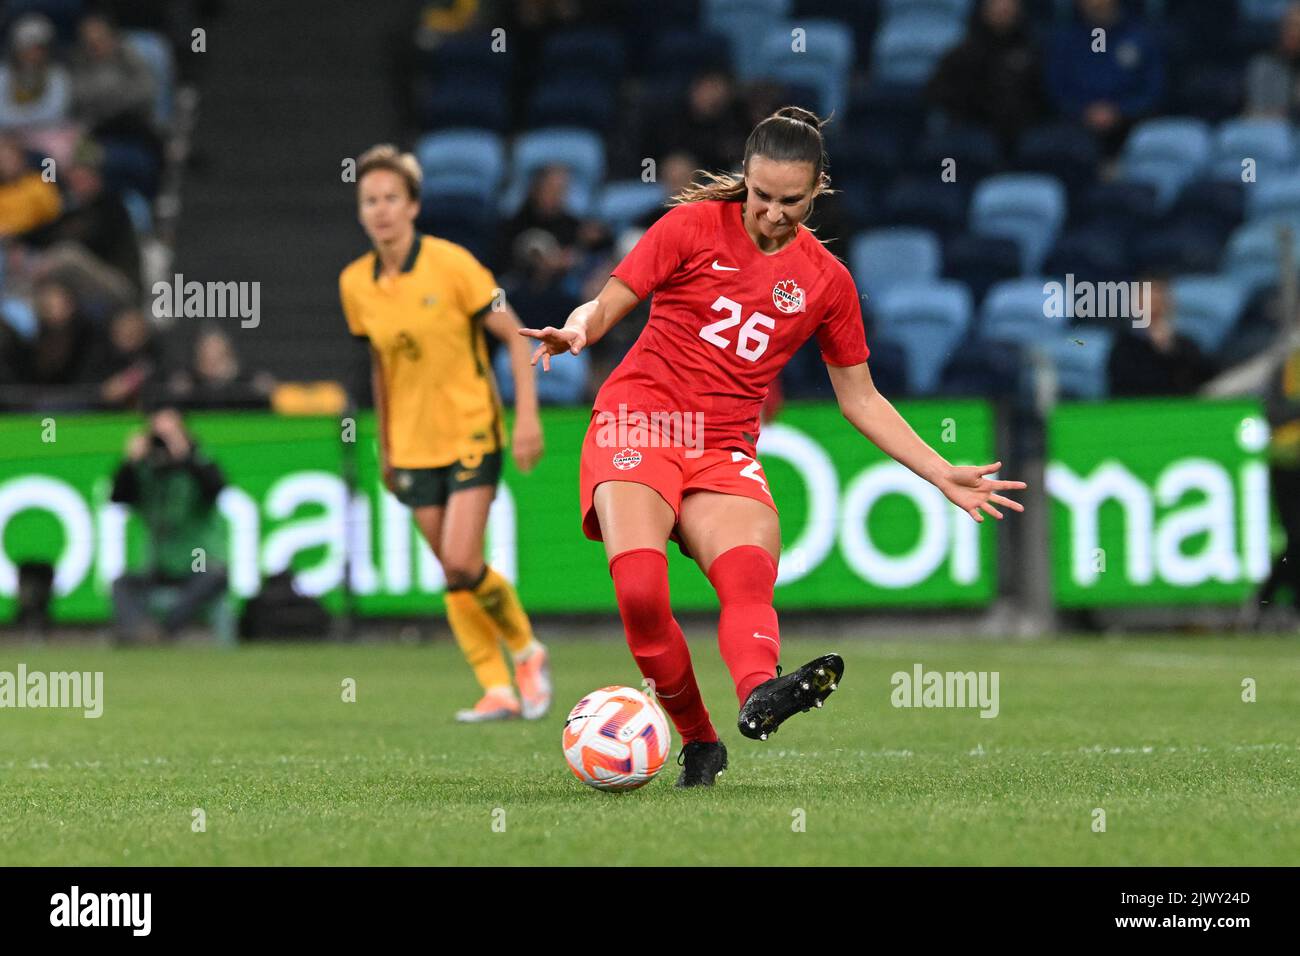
608, 549, 717, 744
707, 545, 780, 705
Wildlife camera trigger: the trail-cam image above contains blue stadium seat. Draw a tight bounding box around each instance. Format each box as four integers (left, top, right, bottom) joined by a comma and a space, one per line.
917, 124, 1003, 183
882, 0, 972, 19
123, 30, 174, 125
1120, 118, 1213, 210
873, 280, 973, 394
1221, 219, 1292, 294
1075, 180, 1160, 240
1014, 123, 1101, 194
979, 277, 1062, 346
1043, 228, 1127, 283
704, 0, 793, 79
1170, 275, 1250, 353
1047, 327, 1115, 400
501, 128, 606, 217
416, 195, 495, 260
882, 174, 968, 238
418, 33, 512, 79
594, 181, 668, 233
1132, 223, 1224, 274
493, 344, 589, 405
850, 228, 942, 303
540, 28, 626, 81
415, 130, 506, 203
525, 78, 617, 132
1211, 118, 1294, 183
1247, 172, 1300, 227
753, 19, 854, 119
969, 174, 1066, 274
419, 80, 510, 132
939, 339, 1023, 398
871, 12, 964, 88
942, 234, 1022, 304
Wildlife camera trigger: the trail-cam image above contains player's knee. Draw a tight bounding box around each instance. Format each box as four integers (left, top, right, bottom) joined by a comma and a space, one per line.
444, 562, 486, 592
707, 545, 777, 605
609, 549, 673, 636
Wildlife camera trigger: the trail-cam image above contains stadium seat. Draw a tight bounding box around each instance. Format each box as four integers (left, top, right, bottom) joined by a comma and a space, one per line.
1132, 223, 1224, 274
418, 80, 510, 132
1170, 275, 1250, 353
753, 19, 854, 119
1222, 219, 1295, 293
416, 195, 495, 259
849, 228, 942, 303
1043, 228, 1127, 284
979, 277, 1062, 346
1211, 118, 1294, 183
417, 34, 512, 80
415, 130, 507, 203
939, 339, 1023, 399
594, 181, 668, 233
540, 28, 626, 82
882, 174, 969, 237
969, 174, 1066, 274
942, 234, 1022, 305
704, 0, 793, 79
1047, 327, 1115, 401
1119, 118, 1214, 210
870, 12, 964, 88
1014, 123, 1101, 195
123, 30, 175, 125
873, 280, 973, 394
1247, 172, 1300, 227
501, 128, 606, 217
882, 0, 972, 20
1075, 180, 1160, 241
917, 124, 1003, 183
493, 343, 589, 405
525, 77, 617, 132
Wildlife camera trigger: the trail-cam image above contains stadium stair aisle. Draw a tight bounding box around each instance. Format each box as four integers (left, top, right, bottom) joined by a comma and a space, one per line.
174, 0, 409, 386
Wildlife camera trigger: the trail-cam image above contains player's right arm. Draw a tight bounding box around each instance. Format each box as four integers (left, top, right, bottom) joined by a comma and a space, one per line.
518, 276, 641, 371
368, 346, 396, 493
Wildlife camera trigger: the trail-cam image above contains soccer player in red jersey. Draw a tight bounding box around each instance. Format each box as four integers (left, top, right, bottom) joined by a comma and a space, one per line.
522, 107, 1027, 786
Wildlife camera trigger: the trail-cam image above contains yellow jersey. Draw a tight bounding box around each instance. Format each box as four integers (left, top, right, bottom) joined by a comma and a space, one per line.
340, 234, 504, 469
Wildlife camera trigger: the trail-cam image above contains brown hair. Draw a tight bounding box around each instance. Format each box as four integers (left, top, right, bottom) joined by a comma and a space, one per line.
356, 143, 422, 201
670, 106, 832, 206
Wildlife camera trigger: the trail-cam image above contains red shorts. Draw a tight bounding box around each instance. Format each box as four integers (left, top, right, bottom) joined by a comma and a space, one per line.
579, 411, 778, 550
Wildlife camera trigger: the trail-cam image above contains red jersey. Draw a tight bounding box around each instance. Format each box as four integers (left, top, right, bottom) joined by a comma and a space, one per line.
597, 200, 870, 456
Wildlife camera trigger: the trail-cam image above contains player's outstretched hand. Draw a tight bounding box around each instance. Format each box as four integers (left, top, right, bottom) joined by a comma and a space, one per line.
518, 324, 586, 371
938, 461, 1027, 523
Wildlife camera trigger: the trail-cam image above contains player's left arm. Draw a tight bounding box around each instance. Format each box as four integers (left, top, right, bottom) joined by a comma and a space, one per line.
826, 362, 1027, 523
481, 300, 544, 473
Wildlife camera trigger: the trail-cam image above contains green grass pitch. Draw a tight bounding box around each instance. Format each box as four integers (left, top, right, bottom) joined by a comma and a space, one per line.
2, 635, 1297, 865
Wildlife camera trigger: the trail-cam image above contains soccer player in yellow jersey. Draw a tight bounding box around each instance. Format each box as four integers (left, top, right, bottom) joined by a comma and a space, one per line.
340, 144, 551, 722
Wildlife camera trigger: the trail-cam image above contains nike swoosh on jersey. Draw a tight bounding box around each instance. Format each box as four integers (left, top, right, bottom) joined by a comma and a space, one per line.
752, 632, 779, 645
711, 260, 739, 271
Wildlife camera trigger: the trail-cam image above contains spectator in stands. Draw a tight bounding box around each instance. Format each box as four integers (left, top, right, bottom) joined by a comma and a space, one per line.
167, 325, 275, 408
69, 12, 161, 160
10, 278, 104, 387
0, 133, 60, 236
93, 305, 160, 408
926, 0, 1048, 152
497, 164, 607, 274
653, 69, 748, 175
1246, 1, 1300, 119
25, 137, 141, 307
109, 406, 229, 644
1106, 276, 1214, 396
1045, 0, 1164, 155
0, 14, 70, 131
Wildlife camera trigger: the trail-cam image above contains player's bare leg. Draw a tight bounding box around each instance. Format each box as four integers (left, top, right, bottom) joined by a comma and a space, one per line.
595, 481, 726, 786
680, 491, 844, 742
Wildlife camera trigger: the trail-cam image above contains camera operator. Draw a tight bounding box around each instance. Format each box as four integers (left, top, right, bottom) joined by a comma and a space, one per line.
109, 406, 229, 643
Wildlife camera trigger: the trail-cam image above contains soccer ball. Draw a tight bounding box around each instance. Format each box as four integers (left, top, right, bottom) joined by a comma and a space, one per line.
562, 685, 672, 791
